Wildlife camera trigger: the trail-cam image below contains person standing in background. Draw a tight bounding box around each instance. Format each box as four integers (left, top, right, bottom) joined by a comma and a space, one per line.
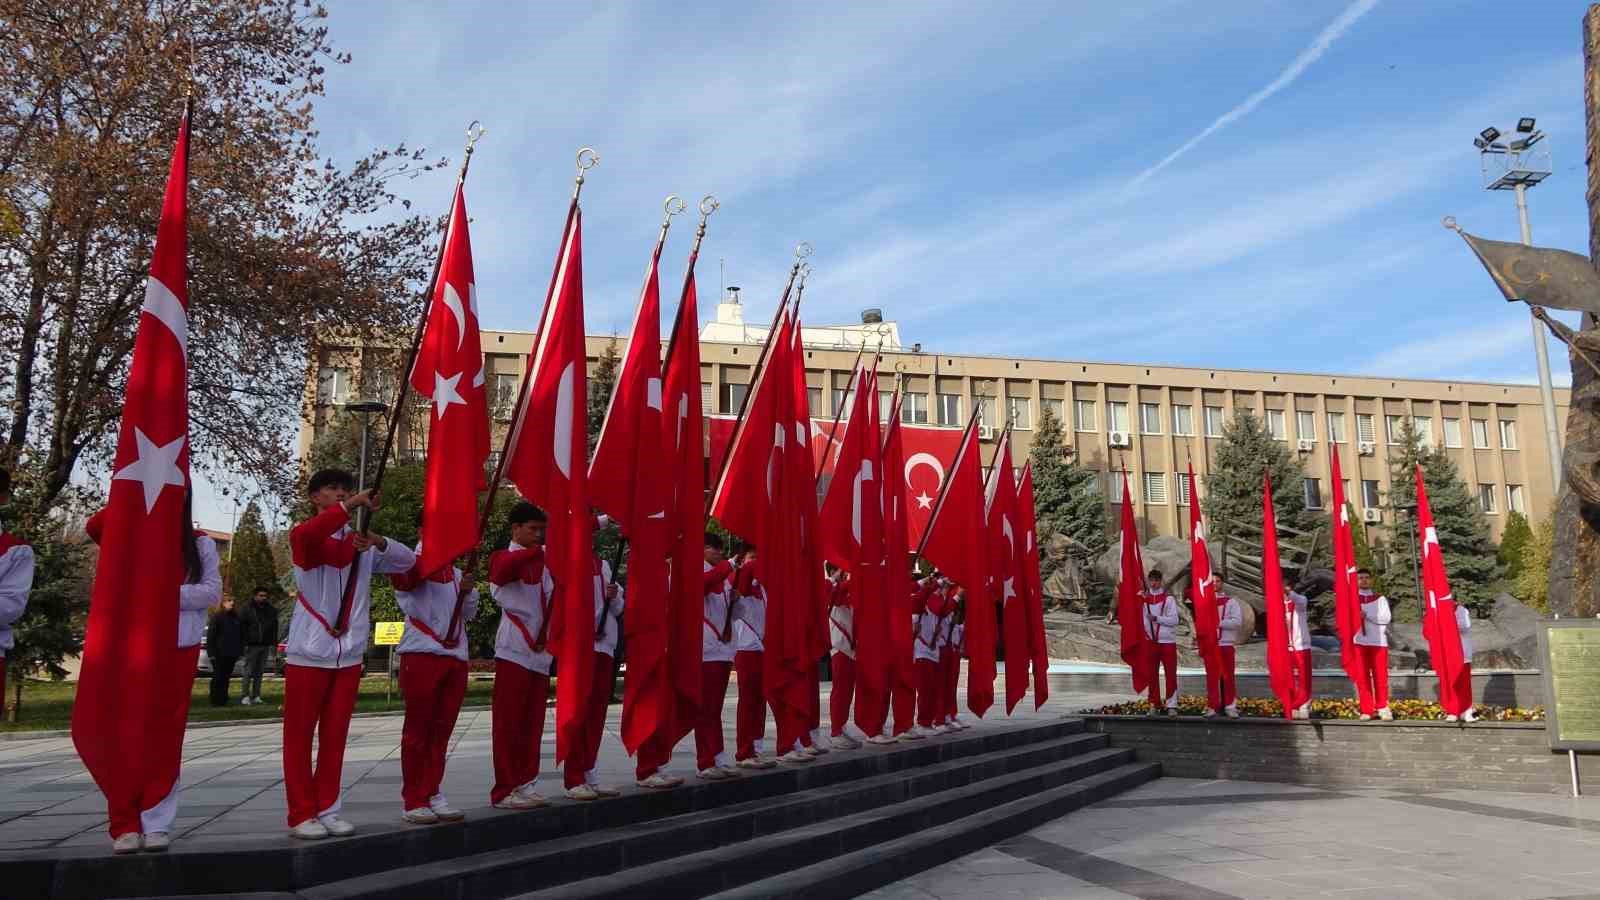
0, 469, 34, 719
206, 597, 244, 707
240, 587, 279, 706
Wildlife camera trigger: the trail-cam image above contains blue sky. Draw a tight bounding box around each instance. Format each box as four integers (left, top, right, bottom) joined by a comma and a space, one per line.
193, 0, 1600, 529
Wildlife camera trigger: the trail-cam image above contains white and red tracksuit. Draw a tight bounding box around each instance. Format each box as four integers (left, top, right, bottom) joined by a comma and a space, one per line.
1140, 589, 1180, 709
487, 541, 554, 805
1286, 589, 1314, 712
0, 517, 35, 732
696, 559, 736, 771
1353, 591, 1393, 716
828, 578, 856, 737
390, 548, 473, 812
913, 582, 947, 728
731, 562, 768, 761
1206, 593, 1243, 713
941, 620, 964, 724
571, 558, 622, 789
283, 505, 415, 828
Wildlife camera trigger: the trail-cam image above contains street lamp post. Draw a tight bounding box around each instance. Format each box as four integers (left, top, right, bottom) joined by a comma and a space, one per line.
1476, 118, 1564, 491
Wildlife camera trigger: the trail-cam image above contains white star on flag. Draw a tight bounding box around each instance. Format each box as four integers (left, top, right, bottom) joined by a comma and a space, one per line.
914, 490, 933, 510
112, 428, 187, 514
432, 370, 466, 420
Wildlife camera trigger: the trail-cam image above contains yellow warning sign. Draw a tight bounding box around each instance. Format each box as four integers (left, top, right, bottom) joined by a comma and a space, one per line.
373, 621, 405, 646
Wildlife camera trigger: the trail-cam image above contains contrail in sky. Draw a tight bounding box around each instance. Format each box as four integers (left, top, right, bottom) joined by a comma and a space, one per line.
1127, 0, 1380, 189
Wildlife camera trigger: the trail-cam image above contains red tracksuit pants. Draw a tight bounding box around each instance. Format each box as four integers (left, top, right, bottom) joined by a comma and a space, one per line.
1292, 649, 1314, 710
1146, 642, 1178, 707
399, 652, 467, 810
829, 651, 856, 737
695, 660, 733, 771
915, 658, 942, 727
490, 659, 549, 805
282, 663, 363, 827
734, 650, 767, 760
566, 652, 614, 789
1354, 645, 1389, 716
107, 645, 199, 837
1205, 646, 1237, 711
940, 647, 960, 722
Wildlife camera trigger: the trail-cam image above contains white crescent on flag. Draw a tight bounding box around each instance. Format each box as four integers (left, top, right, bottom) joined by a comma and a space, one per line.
554, 362, 575, 478
905, 452, 944, 488
442, 282, 468, 351
767, 422, 786, 501
852, 460, 875, 543
141, 276, 187, 358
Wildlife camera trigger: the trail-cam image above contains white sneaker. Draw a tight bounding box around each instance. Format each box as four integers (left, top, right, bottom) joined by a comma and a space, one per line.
289, 819, 329, 840
843, 724, 870, 742
318, 814, 355, 837
1224, 705, 1239, 719
566, 784, 600, 802
1202, 709, 1218, 719
829, 735, 859, 751
1359, 714, 1373, 721
737, 756, 777, 770
587, 783, 622, 798
1377, 707, 1394, 721
142, 831, 171, 852
698, 767, 732, 781
494, 791, 545, 810
1445, 714, 1459, 723
429, 795, 465, 821
952, 717, 971, 730
914, 725, 939, 739
112, 833, 143, 854
804, 743, 827, 756
403, 806, 440, 825
778, 749, 815, 764
867, 733, 898, 745
1462, 709, 1479, 723
637, 773, 682, 790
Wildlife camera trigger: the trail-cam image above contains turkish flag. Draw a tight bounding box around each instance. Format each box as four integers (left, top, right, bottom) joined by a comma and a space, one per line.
659, 254, 706, 744
1417, 466, 1472, 716
1017, 463, 1049, 709
1115, 473, 1149, 694
588, 237, 670, 754
72, 108, 191, 829
1261, 473, 1297, 718
1188, 462, 1220, 671
920, 416, 993, 717
985, 431, 1029, 715
410, 184, 490, 585
880, 398, 917, 718
783, 312, 829, 712
1328, 448, 1363, 684
798, 418, 962, 548
504, 203, 594, 764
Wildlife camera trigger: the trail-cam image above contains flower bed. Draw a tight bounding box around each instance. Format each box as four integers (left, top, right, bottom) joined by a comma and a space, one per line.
1082, 694, 1545, 721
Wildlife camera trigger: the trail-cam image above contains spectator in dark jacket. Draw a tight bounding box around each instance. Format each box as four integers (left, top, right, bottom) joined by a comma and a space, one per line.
239, 588, 279, 705
206, 597, 244, 706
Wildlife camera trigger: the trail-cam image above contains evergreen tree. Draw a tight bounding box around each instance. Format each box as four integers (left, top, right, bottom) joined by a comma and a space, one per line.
587, 337, 622, 454
228, 501, 280, 602
1515, 513, 1553, 613
1498, 511, 1532, 582
1382, 420, 1500, 618
1028, 405, 1108, 606
1201, 409, 1311, 544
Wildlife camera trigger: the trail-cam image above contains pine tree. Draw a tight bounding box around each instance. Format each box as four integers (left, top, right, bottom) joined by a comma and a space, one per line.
1382, 420, 1500, 618
1201, 408, 1311, 544
587, 336, 621, 454
228, 501, 280, 602
1498, 511, 1533, 582
1028, 405, 1109, 605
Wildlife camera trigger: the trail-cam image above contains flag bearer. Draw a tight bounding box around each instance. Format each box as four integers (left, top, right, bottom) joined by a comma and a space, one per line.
487, 502, 555, 810
1140, 569, 1181, 716
1353, 568, 1393, 721
568, 547, 624, 801
1204, 588, 1244, 719
696, 533, 739, 778
732, 548, 777, 769
827, 567, 860, 749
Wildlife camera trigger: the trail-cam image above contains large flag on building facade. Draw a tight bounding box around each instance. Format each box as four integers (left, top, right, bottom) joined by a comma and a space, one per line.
1328, 448, 1363, 684
1261, 472, 1296, 719
1417, 466, 1472, 717
410, 183, 490, 584
1017, 462, 1048, 709
1187, 462, 1220, 671
1115, 473, 1149, 694
920, 412, 993, 716
503, 204, 594, 765
588, 235, 671, 754
72, 108, 192, 823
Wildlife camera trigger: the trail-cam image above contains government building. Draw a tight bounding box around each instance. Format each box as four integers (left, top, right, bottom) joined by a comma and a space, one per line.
301, 289, 1568, 542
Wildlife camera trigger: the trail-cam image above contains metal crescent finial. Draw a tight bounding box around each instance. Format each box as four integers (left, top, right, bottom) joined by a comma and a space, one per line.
576, 147, 600, 172
1441, 215, 1460, 232
796, 241, 814, 260
465, 121, 487, 150
663, 194, 688, 226
699, 195, 720, 218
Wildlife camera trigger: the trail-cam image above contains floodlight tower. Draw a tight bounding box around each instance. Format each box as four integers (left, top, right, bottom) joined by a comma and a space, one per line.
1476, 118, 1562, 490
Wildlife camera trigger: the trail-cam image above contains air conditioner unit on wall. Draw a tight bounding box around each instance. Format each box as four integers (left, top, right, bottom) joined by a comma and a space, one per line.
1362, 508, 1382, 524
1108, 430, 1131, 448
1357, 441, 1376, 456
1296, 439, 1314, 453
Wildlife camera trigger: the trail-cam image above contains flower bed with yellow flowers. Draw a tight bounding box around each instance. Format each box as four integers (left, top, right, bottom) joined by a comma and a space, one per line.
1082, 695, 1545, 721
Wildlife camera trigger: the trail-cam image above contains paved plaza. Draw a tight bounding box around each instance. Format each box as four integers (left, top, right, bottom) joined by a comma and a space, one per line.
865, 776, 1600, 900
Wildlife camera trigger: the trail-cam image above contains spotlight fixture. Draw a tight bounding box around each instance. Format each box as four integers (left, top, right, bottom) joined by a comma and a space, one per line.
1480, 126, 1502, 143
1517, 117, 1536, 133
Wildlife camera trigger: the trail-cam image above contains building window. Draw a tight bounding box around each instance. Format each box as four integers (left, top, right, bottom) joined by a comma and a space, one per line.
1471, 418, 1491, 449
937, 393, 962, 426
1303, 478, 1323, 510
1139, 402, 1162, 435
1384, 415, 1406, 444
1327, 411, 1346, 443
1041, 397, 1064, 426
1361, 479, 1381, 509
1296, 410, 1316, 442
902, 392, 929, 424
1172, 405, 1194, 436
879, 390, 894, 424
1176, 472, 1194, 506
1443, 417, 1462, 449
1204, 405, 1225, 438
701, 382, 714, 415
1007, 396, 1031, 430
1143, 472, 1167, 505
1107, 401, 1130, 434
1412, 416, 1433, 447
1499, 420, 1518, 450
979, 398, 997, 429
807, 386, 825, 417
1108, 474, 1131, 503
316, 367, 351, 406
1478, 484, 1499, 514
1264, 409, 1286, 440
833, 386, 856, 417
719, 383, 748, 415
492, 372, 519, 420
1508, 484, 1526, 514
1357, 414, 1376, 444
1073, 399, 1096, 433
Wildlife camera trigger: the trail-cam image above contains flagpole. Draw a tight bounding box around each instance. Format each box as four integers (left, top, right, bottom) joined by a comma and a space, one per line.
662, 196, 718, 365
914, 400, 984, 558
361, 121, 487, 533
816, 344, 870, 482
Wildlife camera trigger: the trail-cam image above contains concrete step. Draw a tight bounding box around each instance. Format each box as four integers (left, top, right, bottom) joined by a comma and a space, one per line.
301, 729, 1119, 900
504, 746, 1146, 900
706, 762, 1163, 900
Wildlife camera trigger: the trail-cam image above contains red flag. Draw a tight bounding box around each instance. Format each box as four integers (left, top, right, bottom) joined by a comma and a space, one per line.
72, 109, 191, 827
920, 414, 993, 716
1261, 473, 1296, 718
410, 184, 491, 583
986, 430, 1029, 714
1188, 462, 1220, 671
660, 254, 706, 744
1417, 466, 1472, 716
786, 309, 829, 666
588, 236, 671, 754
1017, 463, 1049, 709
1115, 473, 1149, 694
503, 204, 594, 764
1328, 448, 1363, 684
881, 397, 917, 718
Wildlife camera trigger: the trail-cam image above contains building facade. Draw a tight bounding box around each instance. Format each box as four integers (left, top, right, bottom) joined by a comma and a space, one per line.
301, 296, 1568, 543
